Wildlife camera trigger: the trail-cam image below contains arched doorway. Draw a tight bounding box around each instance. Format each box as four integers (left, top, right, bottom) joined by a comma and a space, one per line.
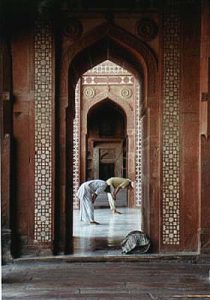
56, 23, 159, 254
86, 99, 127, 208
71, 60, 143, 255
72, 60, 141, 211
87, 100, 126, 178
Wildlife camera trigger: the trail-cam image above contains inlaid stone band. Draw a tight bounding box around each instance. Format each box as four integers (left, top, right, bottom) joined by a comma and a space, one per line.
162, 10, 181, 245
34, 19, 53, 242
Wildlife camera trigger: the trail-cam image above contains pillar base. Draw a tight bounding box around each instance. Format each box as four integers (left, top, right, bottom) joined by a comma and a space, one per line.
2, 228, 13, 264
199, 228, 210, 254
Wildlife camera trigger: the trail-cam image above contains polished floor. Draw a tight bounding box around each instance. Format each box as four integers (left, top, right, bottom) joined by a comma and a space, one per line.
73, 207, 142, 256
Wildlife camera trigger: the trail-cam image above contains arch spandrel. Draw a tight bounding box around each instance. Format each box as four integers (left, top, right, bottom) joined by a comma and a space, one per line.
62, 22, 158, 100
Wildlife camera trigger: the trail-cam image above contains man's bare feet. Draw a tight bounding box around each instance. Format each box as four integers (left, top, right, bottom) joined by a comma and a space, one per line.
113, 210, 122, 215
90, 221, 100, 225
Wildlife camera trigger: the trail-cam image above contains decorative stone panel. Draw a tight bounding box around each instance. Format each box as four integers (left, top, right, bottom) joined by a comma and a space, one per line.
135, 82, 142, 207
83, 87, 95, 99
73, 80, 81, 209
162, 11, 181, 245
85, 60, 130, 75
62, 18, 83, 41
136, 18, 158, 41
34, 19, 53, 242
82, 76, 134, 86
121, 87, 132, 99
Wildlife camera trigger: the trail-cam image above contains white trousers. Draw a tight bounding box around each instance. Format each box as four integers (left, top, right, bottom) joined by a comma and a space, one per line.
77, 184, 94, 222
107, 193, 116, 211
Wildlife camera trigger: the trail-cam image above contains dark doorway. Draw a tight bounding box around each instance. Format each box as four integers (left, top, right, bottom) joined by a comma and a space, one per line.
86, 99, 126, 181
99, 162, 115, 181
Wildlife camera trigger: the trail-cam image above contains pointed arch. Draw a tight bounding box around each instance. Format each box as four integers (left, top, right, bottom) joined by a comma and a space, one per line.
61, 22, 158, 102
84, 93, 132, 135
56, 21, 160, 254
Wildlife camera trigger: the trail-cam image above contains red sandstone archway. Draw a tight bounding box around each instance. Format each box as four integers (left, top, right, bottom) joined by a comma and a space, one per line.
55, 22, 159, 254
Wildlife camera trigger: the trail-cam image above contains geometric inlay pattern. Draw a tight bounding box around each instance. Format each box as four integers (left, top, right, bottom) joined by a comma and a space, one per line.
85, 60, 130, 75
34, 19, 53, 242
73, 80, 81, 209
83, 87, 95, 99
162, 11, 181, 245
135, 82, 142, 207
121, 87, 132, 99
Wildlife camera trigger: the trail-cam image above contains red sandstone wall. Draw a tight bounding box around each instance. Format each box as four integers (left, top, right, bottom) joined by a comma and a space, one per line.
180, 3, 201, 252
11, 30, 35, 251
200, 0, 210, 253
7, 2, 209, 254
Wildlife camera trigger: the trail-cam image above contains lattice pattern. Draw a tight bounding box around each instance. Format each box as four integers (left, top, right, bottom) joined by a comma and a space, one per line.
34, 19, 53, 242
85, 60, 130, 75
82, 75, 134, 86
162, 12, 181, 245
135, 82, 142, 207
73, 80, 81, 209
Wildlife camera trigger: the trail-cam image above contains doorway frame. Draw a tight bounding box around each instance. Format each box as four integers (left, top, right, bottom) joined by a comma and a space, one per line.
55, 22, 159, 254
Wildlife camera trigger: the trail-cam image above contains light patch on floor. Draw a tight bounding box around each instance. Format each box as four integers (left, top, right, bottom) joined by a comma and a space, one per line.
73, 207, 142, 256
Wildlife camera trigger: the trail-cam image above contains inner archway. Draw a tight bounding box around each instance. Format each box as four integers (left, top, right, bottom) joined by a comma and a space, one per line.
72, 60, 143, 255
87, 99, 127, 208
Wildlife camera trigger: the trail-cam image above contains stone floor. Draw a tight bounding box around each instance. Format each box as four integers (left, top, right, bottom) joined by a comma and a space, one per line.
2, 207, 210, 299
2, 260, 210, 299
73, 207, 142, 256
